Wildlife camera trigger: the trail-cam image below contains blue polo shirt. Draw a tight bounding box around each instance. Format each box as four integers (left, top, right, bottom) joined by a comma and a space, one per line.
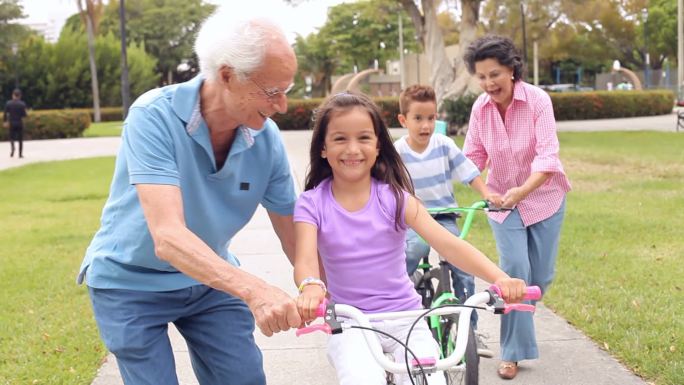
77, 75, 296, 291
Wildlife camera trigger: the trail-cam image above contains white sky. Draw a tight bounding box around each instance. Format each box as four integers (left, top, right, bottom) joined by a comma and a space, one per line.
19, 0, 347, 43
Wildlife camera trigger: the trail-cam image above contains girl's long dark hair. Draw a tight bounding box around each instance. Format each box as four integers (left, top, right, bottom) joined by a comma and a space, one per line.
305, 92, 415, 229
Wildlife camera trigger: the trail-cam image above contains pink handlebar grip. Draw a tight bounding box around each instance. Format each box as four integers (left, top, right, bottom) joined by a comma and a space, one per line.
489, 285, 542, 300
295, 299, 332, 337
504, 304, 536, 314
524, 286, 542, 300
315, 298, 329, 318
295, 323, 332, 336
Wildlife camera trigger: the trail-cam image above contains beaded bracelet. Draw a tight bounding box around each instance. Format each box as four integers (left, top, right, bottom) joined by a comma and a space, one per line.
298, 277, 327, 294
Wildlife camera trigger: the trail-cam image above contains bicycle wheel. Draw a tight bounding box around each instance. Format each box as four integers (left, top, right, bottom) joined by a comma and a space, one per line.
442, 315, 479, 385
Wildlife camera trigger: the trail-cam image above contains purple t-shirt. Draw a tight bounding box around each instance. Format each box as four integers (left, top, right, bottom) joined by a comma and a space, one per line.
294, 177, 422, 313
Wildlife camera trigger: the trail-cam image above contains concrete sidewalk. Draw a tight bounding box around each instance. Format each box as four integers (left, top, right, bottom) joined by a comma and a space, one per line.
3, 116, 671, 384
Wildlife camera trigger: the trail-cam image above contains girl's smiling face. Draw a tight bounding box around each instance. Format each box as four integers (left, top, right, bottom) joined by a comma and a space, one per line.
321, 107, 379, 184
474, 58, 515, 107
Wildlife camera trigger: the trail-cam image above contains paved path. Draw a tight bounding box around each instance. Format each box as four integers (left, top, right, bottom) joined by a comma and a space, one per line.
4, 114, 675, 384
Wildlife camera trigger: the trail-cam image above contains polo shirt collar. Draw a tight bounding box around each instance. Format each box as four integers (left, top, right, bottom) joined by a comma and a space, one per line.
171, 74, 265, 145
172, 74, 203, 123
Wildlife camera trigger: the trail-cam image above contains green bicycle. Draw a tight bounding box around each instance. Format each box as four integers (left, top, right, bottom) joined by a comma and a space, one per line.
411, 200, 511, 385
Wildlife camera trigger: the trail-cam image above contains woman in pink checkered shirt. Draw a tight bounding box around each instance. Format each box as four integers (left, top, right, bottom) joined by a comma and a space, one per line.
462, 35, 572, 380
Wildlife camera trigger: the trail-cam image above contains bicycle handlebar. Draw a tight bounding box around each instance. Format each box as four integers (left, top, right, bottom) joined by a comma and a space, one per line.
427, 200, 513, 240
296, 285, 541, 373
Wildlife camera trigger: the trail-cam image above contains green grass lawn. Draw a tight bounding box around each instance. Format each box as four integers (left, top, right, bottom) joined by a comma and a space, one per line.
0, 132, 682, 384
82, 121, 123, 137
0, 158, 115, 385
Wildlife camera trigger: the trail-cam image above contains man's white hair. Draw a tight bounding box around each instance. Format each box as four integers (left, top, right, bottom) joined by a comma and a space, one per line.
194, 6, 287, 82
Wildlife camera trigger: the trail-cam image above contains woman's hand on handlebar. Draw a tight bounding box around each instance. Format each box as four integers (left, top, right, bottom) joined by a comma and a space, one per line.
296, 286, 326, 323
484, 192, 504, 208
493, 277, 528, 303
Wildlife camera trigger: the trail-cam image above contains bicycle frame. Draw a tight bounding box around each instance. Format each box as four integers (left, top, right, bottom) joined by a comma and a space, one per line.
418, 200, 513, 353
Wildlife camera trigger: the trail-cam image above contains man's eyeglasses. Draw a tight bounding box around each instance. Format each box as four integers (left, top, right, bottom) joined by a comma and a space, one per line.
250, 78, 295, 100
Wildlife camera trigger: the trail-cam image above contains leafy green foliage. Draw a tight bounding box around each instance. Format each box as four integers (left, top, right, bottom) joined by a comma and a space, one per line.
440, 93, 478, 128
1, 30, 158, 109
293, 0, 418, 96
479, 0, 677, 85
98, 0, 216, 84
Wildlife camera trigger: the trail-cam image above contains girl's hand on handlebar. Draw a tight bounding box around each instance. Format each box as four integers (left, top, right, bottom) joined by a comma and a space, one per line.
296, 286, 326, 323
493, 277, 527, 303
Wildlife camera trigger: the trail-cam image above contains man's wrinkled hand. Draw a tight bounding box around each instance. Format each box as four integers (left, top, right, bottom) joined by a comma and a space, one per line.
246, 285, 301, 337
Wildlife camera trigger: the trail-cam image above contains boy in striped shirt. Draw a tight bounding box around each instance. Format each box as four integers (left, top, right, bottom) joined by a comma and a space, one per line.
394, 85, 495, 358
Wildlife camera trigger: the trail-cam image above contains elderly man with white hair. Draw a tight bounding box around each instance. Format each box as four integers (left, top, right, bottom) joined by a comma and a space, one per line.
78, 7, 300, 385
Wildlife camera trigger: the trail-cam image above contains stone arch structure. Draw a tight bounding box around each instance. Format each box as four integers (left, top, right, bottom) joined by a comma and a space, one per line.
330, 69, 381, 95
330, 73, 355, 94
613, 67, 643, 90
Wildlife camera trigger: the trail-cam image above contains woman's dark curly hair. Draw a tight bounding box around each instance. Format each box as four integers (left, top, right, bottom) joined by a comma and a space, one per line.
463, 35, 525, 81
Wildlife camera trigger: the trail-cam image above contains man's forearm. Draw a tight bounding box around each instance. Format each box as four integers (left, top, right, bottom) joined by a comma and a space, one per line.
152, 225, 266, 301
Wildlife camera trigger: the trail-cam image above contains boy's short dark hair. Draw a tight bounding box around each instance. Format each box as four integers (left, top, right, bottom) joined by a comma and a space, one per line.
12, 89, 21, 98
399, 84, 436, 114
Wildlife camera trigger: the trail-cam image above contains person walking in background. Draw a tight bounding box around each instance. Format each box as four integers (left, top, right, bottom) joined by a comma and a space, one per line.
77, 7, 301, 385
3, 89, 27, 158
393, 84, 497, 358
462, 35, 572, 380
294, 91, 527, 385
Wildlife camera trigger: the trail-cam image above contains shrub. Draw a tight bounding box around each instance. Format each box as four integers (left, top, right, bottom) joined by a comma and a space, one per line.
439, 90, 673, 133
439, 93, 479, 134
271, 96, 401, 131
0, 110, 91, 140
271, 98, 322, 131
71, 106, 124, 122
550, 90, 673, 120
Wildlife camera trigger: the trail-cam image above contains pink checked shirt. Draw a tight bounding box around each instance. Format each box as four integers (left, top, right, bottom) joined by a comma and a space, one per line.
463, 81, 571, 226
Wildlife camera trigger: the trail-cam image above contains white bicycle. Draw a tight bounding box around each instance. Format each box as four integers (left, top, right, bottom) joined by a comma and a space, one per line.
297, 284, 541, 385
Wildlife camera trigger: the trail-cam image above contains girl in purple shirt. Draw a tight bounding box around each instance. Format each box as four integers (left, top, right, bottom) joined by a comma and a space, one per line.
293, 92, 526, 385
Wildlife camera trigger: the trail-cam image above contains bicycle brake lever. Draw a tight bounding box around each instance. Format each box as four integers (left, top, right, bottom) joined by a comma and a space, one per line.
296, 323, 332, 336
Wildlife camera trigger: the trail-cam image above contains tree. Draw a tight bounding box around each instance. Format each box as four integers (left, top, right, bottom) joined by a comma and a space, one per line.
15, 29, 158, 109
641, 0, 677, 69
292, 0, 418, 96
317, 0, 417, 73
98, 0, 216, 85
293, 33, 337, 97
0, 0, 30, 98
399, 0, 482, 104
76, 0, 104, 122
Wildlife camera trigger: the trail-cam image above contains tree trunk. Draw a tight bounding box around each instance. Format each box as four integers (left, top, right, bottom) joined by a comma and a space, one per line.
442, 0, 481, 102
402, 0, 482, 106
77, 0, 101, 122
423, 0, 453, 103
